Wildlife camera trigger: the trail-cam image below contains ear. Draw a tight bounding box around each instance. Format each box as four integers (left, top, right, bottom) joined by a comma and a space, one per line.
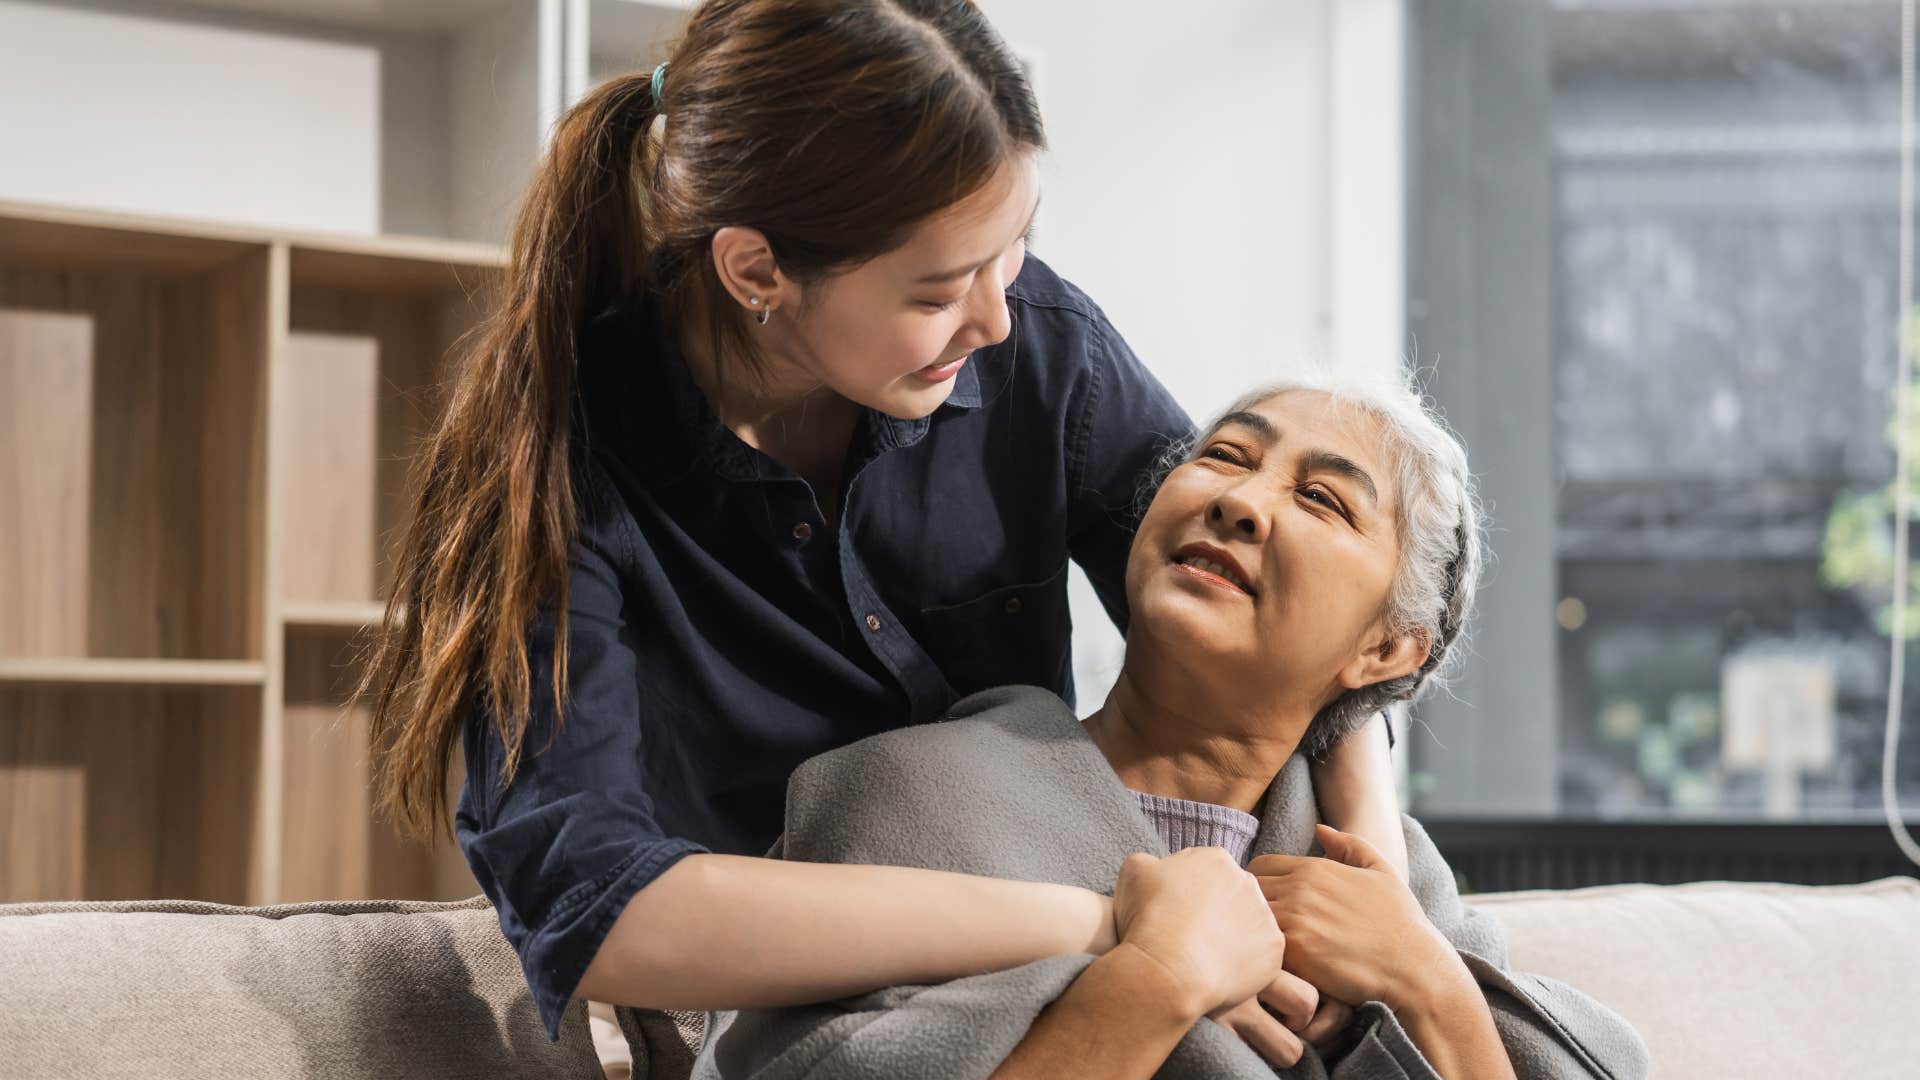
710, 226, 795, 317
1334, 624, 1430, 692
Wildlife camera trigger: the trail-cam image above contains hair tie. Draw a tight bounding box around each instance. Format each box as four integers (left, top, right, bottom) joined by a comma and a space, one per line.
650, 62, 668, 104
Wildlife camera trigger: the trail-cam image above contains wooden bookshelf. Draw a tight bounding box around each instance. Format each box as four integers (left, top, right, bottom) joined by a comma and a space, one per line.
0, 200, 502, 905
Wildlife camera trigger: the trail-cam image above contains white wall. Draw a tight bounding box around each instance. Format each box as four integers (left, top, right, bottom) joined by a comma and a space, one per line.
980, 0, 1403, 714
0, 0, 381, 234
983, 0, 1336, 423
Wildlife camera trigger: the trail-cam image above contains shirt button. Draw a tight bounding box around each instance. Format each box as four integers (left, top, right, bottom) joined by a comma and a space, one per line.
1004, 597, 1024, 615
791, 522, 812, 542
865, 613, 882, 632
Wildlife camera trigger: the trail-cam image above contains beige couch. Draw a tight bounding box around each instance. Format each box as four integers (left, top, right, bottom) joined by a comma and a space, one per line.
1467, 877, 1920, 1079
3, 878, 1915, 1079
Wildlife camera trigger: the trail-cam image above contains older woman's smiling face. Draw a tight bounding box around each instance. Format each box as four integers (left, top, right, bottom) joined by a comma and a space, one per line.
1123, 390, 1424, 721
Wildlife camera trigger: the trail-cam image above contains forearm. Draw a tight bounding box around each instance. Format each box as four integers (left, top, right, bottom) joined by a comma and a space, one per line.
1393, 959, 1517, 1080
989, 942, 1202, 1080
576, 853, 1115, 1010
1309, 712, 1410, 882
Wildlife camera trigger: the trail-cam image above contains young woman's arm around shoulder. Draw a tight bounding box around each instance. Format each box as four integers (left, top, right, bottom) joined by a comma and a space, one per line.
1309, 712, 1412, 882
576, 854, 1114, 1009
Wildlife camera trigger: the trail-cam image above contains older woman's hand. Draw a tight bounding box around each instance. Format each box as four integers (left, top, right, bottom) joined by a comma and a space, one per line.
1210, 957, 1364, 1066
1248, 824, 1462, 1013
1208, 967, 1319, 1069
1298, 996, 1358, 1054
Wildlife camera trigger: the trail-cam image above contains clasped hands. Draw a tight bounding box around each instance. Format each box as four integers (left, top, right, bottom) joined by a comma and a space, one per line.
1110, 824, 1456, 1070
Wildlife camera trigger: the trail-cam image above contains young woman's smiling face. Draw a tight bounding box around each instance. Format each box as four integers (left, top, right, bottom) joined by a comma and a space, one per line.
775, 154, 1040, 419
1125, 390, 1425, 718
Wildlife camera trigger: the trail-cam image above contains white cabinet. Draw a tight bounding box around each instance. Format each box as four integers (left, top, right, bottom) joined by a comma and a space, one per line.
0, 0, 697, 243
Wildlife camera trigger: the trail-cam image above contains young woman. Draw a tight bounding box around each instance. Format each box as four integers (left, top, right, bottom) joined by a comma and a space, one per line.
360, 0, 1408, 1044
695, 377, 1649, 1080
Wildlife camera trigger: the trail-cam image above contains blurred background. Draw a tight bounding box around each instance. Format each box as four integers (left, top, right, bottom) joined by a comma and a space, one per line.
2, 0, 1916, 903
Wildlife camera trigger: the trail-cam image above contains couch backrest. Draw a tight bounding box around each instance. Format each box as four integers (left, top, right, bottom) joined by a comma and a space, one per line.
0, 894, 608, 1080
11, 878, 1913, 1079
1468, 875, 1920, 1080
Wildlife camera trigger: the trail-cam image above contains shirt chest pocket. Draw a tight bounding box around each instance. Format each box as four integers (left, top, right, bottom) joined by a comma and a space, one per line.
918, 562, 1074, 701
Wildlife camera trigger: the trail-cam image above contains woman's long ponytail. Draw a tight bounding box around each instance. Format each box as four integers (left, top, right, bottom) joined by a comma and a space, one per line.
362, 74, 659, 840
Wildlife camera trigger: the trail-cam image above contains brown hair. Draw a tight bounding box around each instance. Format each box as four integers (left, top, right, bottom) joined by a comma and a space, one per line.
359, 0, 1044, 840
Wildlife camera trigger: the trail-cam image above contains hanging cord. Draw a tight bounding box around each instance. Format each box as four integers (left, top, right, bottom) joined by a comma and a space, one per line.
1884, 0, 1920, 867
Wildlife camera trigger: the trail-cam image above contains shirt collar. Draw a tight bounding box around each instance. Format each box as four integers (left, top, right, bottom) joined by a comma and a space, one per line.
859, 354, 983, 457
943, 355, 983, 410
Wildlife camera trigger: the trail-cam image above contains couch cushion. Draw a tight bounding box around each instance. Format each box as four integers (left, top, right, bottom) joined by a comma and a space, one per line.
0, 894, 607, 1080
1467, 876, 1920, 1080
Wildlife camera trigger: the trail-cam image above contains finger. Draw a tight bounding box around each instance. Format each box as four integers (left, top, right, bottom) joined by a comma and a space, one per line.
1315, 823, 1385, 871
1223, 1006, 1305, 1069
1256, 970, 1320, 1031
1300, 998, 1356, 1048
1246, 853, 1310, 876
1265, 900, 1301, 935
1259, 873, 1304, 901
1262, 875, 1310, 918
1115, 851, 1156, 892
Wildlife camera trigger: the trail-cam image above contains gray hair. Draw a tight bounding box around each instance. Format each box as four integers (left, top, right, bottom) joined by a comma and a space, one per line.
1135, 366, 1485, 758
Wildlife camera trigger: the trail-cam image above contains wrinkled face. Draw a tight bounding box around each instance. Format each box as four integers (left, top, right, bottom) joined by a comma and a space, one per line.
1125, 390, 1409, 714
781, 154, 1040, 418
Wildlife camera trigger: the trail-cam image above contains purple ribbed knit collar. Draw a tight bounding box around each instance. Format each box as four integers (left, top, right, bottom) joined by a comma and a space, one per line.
1129, 789, 1263, 866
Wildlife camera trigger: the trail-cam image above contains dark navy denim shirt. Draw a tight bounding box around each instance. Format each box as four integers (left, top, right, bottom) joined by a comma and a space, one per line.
454, 256, 1195, 1037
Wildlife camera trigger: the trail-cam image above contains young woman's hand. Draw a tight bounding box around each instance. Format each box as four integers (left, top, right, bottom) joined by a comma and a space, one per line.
1248, 824, 1460, 1012
1111, 848, 1290, 1020
989, 851, 1289, 1080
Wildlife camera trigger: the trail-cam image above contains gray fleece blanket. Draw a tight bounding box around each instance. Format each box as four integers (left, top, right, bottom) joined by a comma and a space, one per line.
688, 686, 1650, 1080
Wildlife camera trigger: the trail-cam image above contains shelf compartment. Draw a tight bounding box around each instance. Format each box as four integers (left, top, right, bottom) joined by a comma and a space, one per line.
0, 201, 268, 277
0, 242, 271, 663
280, 243, 497, 610
0, 684, 260, 903
280, 625, 476, 903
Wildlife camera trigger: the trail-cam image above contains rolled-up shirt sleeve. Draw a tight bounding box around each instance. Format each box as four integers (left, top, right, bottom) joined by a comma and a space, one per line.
455, 522, 708, 1040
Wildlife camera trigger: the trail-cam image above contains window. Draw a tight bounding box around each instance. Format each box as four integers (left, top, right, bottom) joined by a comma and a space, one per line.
1407, 0, 1920, 822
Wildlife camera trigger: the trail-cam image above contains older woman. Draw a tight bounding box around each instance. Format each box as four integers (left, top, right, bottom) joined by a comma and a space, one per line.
686, 372, 1650, 1080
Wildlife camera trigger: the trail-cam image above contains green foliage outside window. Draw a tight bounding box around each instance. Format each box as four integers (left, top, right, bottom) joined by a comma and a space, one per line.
1823, 310, 1920, 637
